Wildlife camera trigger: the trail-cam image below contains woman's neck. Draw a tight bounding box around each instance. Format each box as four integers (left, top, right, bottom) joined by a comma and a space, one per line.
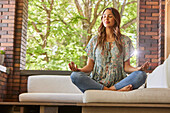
106, 27, 115, 42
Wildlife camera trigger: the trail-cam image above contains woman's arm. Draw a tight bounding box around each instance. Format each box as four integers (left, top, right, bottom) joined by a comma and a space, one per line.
68, 57, 94, 73
124, 59, 150, 73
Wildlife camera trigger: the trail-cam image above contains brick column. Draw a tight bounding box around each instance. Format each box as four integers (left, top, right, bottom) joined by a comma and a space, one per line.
159, 0, 165, 64
0, 0, 16, 101
138, 0, 165, 72
0, 0, 28, 102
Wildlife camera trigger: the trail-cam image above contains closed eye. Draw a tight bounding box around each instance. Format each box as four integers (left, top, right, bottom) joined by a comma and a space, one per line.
103, 14, 113, 18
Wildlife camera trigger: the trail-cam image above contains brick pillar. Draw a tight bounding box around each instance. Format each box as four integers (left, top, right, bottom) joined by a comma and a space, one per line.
138, 0, 165, 72
12, 0, 28, 101
0, 0, 16, 101
0, 0, 28, 102
159, 0, 165, 64
9, 0, 28, 102
16, 1, 28, 70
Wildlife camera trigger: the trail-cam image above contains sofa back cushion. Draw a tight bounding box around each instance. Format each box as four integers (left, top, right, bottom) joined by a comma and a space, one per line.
28, 75, 82, 93
147, 54, 170, 88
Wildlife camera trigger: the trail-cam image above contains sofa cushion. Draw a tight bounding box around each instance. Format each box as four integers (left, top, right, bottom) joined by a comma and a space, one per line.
83, 88, 170, 103
28, 75, 82, 93
19, 93, 83, 103
147, 54, 170, 88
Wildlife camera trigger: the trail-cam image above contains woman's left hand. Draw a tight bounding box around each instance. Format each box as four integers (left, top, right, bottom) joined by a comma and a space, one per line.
138, 61, 150, 72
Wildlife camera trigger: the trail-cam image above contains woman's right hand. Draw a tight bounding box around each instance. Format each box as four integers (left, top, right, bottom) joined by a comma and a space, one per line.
138, 61, 150, 72
68, 62, 81, 72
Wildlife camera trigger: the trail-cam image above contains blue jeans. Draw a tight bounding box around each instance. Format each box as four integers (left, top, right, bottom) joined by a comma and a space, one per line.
70, 71, 147, 93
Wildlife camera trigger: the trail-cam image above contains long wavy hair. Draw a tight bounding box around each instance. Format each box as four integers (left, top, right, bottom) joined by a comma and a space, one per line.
97, 7, 123, 54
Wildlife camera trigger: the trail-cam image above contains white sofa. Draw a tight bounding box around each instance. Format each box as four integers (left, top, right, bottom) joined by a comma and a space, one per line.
19, 75, 170, 104
20, 55, 170, 103
19, 55, 170, 113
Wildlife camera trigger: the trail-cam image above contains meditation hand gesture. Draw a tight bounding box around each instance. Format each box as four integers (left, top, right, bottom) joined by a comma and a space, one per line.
68, 62, 80, 72
138, 61, 150, 72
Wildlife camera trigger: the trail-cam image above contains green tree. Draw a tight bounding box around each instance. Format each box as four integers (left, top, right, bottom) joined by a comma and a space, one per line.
26, 0, 137, 70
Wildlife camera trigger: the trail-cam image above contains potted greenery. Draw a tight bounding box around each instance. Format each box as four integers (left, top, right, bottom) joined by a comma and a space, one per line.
0, 48, 5, 65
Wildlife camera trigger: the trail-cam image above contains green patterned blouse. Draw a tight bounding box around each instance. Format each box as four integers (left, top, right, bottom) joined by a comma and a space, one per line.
85, 35, 134, 87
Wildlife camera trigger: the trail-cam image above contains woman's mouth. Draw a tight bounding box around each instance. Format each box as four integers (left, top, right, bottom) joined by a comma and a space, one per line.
105, 21, 110, 24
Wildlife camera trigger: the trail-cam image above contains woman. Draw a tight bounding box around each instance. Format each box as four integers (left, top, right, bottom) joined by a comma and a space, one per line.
68, 7, 150, 93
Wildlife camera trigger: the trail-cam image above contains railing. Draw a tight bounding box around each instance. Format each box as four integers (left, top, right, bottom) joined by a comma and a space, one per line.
20, 70, 72, 76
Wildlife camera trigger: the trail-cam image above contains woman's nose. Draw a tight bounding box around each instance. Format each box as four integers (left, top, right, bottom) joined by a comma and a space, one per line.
105, 16, 109, 20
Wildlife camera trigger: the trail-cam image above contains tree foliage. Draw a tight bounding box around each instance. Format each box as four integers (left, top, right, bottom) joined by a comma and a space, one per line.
26, 0, 137, 70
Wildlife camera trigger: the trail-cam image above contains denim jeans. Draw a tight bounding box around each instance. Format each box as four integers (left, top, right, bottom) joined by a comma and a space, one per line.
70, 71, 147, 93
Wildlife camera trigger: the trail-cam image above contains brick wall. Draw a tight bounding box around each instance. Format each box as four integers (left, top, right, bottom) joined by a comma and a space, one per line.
19, 75, 28, 94
138, 0, 165, 72
0, 72, 8, 101
0, 0, 15, 68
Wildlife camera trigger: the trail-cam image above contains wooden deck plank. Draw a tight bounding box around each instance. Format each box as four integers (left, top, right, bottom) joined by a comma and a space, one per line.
82, 107, 170, 113
78, 103, 170, 108
0, 102, 170, 108
0, 102, 78, 106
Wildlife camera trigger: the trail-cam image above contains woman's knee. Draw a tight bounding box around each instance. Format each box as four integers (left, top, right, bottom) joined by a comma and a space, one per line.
70, 72, 84, 84
70, 72, 78, 83
135, 71, 147, 82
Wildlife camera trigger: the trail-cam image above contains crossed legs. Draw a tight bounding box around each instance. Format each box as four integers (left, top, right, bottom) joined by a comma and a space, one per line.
70, 71, 147, 93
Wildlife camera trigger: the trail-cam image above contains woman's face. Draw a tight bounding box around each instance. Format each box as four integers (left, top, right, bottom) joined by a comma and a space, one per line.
102, 9, 115, 28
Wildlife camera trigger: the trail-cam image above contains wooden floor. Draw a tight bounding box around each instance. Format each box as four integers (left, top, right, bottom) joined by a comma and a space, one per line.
0, 102, 170, 113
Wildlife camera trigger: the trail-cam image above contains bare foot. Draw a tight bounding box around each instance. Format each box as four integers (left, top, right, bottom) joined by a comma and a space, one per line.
103, 85, 133, 91
108, 86, 116, 91
118, 85, 133, 91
